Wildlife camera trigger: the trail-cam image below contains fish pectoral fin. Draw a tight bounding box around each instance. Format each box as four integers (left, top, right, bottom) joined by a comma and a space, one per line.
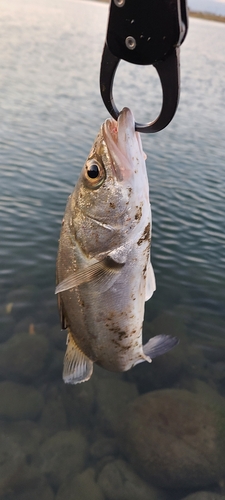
63, 331, 93, 384
143, 334, 179, 361
145, 261, 156, 301
55, 257, 124, 294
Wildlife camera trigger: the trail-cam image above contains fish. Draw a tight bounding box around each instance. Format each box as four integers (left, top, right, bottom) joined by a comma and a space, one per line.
55, 107, 178, 384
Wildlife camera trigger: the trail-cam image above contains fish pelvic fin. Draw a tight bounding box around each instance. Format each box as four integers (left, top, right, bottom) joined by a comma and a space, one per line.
55, 257, 124, 294
63, 331, 93, 384
145, 260, 156, 301
143, 334, 179, 361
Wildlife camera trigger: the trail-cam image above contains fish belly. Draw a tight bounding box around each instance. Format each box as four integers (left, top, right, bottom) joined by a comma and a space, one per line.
78, 245, 148, 372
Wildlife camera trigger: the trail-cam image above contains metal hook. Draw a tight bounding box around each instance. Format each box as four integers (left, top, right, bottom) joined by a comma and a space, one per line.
100, 44, 180, 133
99, 0, 188, 133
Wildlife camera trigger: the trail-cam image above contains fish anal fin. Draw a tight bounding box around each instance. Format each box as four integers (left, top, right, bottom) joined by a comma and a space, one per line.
143, 334, 179, 361
55, 257, 124, 294
63, 331, 93, 384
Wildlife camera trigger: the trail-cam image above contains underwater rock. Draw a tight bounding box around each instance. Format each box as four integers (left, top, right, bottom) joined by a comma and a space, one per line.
181, 492, 225, 500
56, 468, 104, 500
61, 377, 96, 427
45, 348, 64, 382
97, 459, 167, 500
1, 467, 54, 500
48, 324, 66, 350
0, 381, 44, 420
0, 332, 50, 381
90, 436, 118, 460
181, 378, 223, 403
0, 420, 43, 458
0, 434, 26, 497
95, 377, 138, 435
184, 343, 211, 381
0, 435, 53, 499
118, 388, 225, 489
40, 389, 67, 437
38, 430, 88, 489
6, 481, 55, 500
0, 425, 53, 496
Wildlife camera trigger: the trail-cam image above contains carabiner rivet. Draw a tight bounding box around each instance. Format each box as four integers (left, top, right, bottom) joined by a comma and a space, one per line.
114, 0, 125, 7
125, 36, 136, 50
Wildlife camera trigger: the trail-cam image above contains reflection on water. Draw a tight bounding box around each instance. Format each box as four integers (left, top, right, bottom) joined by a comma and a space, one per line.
0, 0, 225, 499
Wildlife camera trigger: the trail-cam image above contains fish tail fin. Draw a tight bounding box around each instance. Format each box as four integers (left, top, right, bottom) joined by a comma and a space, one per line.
143, 334, 179, 362
63, 330, 93, 384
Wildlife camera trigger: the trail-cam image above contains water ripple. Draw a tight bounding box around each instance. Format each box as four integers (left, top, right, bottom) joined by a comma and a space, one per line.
0, 3, 225, 346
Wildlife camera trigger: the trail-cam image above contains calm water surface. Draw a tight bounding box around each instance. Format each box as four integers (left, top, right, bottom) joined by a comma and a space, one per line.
0, 0, 225, 499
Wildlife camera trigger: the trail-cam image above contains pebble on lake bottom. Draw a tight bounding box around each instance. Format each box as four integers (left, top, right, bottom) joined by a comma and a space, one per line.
180, 492, 225, 500
56, 468, 104, 500
35, 430, 88, 490
118, 388, 225, 489
97, 459, 167, 500
0, 332, 50, 382
0, 381, 44, 420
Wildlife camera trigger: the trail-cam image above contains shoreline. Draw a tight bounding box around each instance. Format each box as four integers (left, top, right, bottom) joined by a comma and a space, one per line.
189, 10, 225, 23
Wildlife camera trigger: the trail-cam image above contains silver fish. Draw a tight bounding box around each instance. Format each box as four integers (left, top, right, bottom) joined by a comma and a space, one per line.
55, 108, 178, 384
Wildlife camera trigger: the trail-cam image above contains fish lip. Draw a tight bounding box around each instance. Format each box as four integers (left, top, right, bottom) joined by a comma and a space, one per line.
118, 107, 135, 132
102, 108, 136, 182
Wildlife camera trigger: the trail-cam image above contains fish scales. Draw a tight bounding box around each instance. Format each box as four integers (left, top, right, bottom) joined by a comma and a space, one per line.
56, 108, 178, 384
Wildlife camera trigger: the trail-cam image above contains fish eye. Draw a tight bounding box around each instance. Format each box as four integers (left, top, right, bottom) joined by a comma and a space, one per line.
87, 163, 99, 179
84, 159, 106, 189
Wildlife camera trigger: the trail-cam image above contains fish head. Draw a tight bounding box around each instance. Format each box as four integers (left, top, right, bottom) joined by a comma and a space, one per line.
103, 107, 149, 195
71, 108, 150, 256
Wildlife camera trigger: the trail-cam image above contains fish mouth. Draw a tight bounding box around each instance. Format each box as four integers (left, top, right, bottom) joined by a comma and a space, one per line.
103, 108, 143, 182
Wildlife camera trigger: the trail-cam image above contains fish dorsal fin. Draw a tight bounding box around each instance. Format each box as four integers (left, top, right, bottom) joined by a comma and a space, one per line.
55, 257, 124, 294
145, 260, 156, 301
63, 331, 93, 384
143, 334, 179, 361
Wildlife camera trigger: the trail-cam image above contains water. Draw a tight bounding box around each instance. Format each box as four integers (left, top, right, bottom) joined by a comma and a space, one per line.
0, 0, 225, 498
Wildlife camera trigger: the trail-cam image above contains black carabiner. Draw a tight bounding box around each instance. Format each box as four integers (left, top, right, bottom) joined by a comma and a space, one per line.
100, 0, 188, 133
